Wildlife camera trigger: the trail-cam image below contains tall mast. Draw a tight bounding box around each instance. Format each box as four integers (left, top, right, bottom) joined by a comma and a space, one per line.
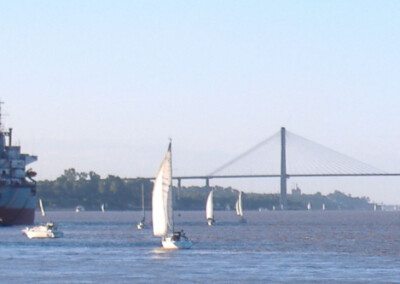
0, 100, 3, 131
141, 183, 145, 218
169, 139, 174, 233
280, 127, 287, 210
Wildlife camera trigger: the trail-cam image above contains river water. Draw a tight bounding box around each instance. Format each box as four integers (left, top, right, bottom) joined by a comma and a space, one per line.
0, 210, 399, 283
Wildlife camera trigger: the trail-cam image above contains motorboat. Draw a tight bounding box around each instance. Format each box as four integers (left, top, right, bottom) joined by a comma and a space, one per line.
22, 222, 64, 239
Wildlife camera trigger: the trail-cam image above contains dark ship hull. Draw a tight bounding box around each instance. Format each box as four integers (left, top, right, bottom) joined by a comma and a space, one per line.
0, 186, 36, 225
0, 102, 37, 226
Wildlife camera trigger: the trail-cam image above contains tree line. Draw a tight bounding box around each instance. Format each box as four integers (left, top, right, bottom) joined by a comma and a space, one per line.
37, 168, 375, 211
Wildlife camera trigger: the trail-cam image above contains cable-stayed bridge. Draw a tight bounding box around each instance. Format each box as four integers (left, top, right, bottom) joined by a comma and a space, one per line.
170, 128, 400, 209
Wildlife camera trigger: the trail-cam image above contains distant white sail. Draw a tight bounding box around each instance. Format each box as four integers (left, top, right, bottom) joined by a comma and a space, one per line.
39, 199, 45, 217
307, 202, 311, 211
152, 143, 173, 237
141, 183, 145, 220
322, 203, 325, 211
236, 191, 243, 216
206, 190, 214, 220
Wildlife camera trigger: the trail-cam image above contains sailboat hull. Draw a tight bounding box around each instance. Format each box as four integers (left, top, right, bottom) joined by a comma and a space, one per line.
239, 216, 247, 223
207, 218, 215, 226
137, 221, 146, 230
162, 236, 192, 249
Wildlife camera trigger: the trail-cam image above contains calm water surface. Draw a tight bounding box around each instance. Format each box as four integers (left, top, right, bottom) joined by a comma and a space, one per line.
1, 210, 400, 283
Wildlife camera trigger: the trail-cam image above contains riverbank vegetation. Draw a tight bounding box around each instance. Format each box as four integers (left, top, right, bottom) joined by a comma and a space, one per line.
37, 168, 375, 211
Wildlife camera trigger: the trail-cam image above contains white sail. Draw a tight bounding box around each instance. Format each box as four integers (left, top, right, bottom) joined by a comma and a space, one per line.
141, 183, 145, 220
39, 198, 45, 217
206, 190, 214, 220
307, 202, 311, 210
152, 143, 173, 237
236, 191, 243, 216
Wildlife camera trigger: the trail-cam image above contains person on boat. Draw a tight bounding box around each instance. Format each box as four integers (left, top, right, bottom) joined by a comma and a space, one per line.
180, 230, 189, 240
172, 232, 181, 241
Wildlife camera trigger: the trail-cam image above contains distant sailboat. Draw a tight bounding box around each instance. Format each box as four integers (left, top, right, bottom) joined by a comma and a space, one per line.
137, 183, 146, 230
206, 189, 215, 226
235, 191, 246, 223
39, 198, 46, 217
307, 202, 311, 211
101, 203, 105, 213
152, 141, 192, 249
322, 203, 326, 211
75, 205, 85, 213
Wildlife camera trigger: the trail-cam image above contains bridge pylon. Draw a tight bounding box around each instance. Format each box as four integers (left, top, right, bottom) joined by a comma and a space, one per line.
280, 127, 288, 209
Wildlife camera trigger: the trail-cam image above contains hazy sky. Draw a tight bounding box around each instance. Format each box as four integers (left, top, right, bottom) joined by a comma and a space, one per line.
1, 1, 400, 204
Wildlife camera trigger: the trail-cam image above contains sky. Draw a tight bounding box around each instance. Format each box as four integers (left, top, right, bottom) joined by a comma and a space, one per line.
1, 1, 400, 204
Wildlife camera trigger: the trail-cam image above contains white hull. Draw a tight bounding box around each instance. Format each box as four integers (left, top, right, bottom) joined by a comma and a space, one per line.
207, 218, 215, 226
137, 221, 146, 230
75, 206, 85, 213
162, 236, 192, 249
22, 223, 63, 239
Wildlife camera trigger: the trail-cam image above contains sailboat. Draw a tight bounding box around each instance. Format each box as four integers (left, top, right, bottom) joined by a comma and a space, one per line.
206, 189, 215, 226
307, 202, 311, 211
152, 142, 192, 249
235, 191, 246, 223
137, 183, 146, 230
101, 203, 105, 213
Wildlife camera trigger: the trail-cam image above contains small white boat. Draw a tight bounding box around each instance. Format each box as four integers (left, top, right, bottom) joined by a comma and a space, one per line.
322, 203, 326, 211
307, 202, 311, 211
236, 191, 246, 223
75, 205, 85, 213
101, 203, 105, 213
206, 189, 215, 226
152, 141, 192, 249
22, 222, 64, 239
